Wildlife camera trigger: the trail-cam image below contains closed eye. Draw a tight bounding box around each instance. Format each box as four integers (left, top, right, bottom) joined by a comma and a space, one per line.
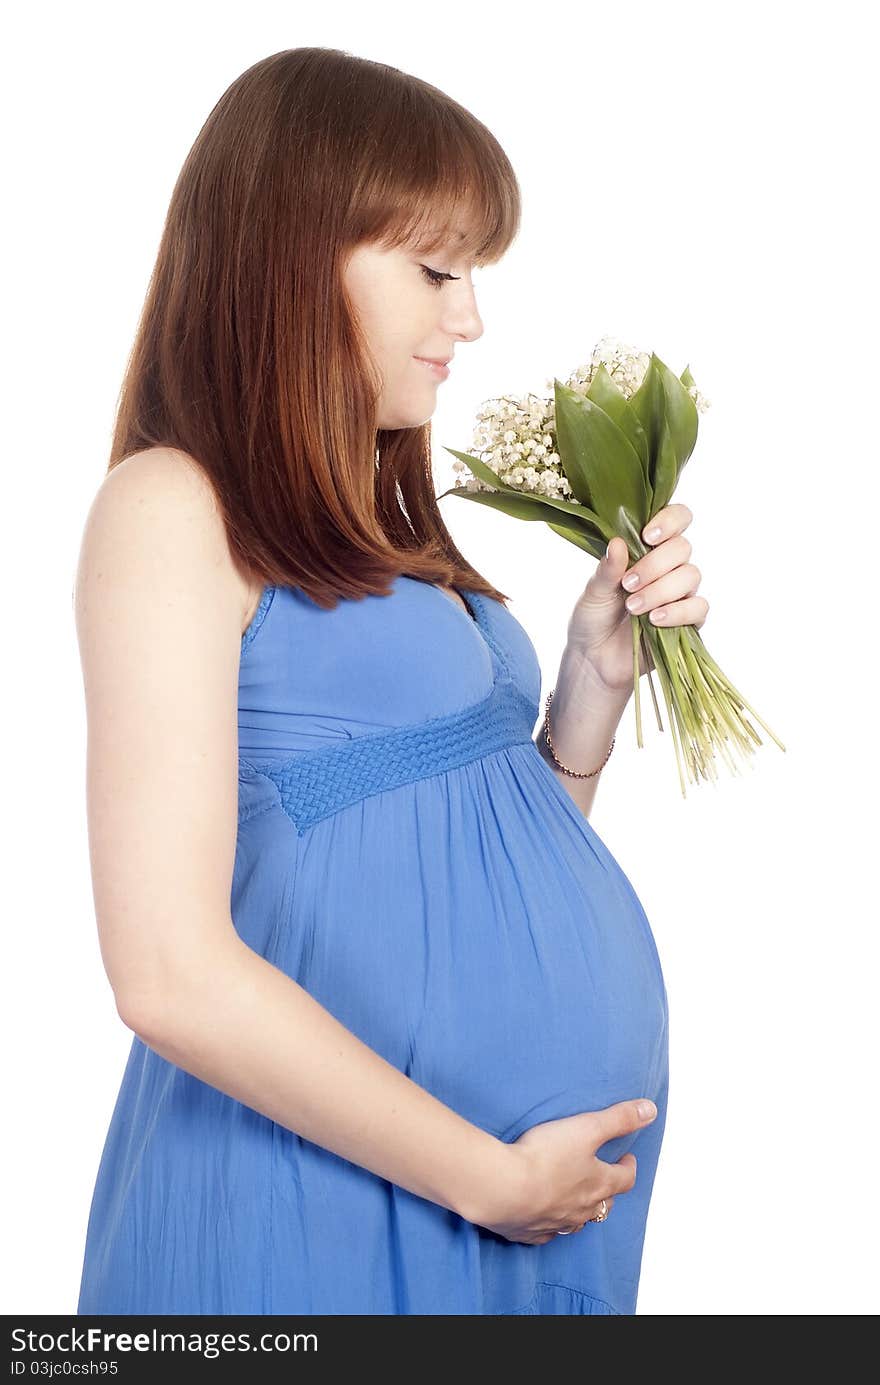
420, 265, 461, 289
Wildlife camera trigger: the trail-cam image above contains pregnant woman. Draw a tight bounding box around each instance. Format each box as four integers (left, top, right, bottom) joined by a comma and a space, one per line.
74, 47, 708, 1316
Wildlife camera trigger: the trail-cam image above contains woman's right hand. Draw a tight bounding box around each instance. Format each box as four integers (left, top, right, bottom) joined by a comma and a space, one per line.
474, 1098, 658, 1244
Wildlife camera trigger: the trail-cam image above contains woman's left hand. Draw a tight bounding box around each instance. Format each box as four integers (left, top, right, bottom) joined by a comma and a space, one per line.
565, 503, 710, 694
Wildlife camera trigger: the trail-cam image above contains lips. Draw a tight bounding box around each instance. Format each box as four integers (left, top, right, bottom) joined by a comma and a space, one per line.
414, 356, 452, 366
413, 356, 451, 381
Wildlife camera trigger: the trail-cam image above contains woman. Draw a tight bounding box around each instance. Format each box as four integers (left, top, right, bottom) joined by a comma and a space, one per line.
75, 47, 707, 1316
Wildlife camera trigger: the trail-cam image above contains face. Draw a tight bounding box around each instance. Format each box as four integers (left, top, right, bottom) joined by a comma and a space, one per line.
342, 231, 485, 429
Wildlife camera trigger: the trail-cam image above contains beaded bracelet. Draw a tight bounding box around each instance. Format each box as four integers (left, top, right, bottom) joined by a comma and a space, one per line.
543, 688, 616, 779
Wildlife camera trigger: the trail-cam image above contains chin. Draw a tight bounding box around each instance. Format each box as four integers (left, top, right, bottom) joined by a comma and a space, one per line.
377, 401, 436, 430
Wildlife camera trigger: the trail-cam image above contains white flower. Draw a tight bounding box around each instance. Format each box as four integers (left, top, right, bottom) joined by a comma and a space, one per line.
455, 339, 708, 495
688, 385, 712, 414
564, 335, 652, 401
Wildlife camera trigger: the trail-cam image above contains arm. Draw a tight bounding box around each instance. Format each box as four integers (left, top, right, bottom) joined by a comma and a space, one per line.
127, 931, 506, 1225
533, 646, 632, 822
74, 448, 511, 1228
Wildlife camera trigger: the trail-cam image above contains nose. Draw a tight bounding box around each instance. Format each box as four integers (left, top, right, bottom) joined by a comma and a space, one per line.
442, 281, 484, 346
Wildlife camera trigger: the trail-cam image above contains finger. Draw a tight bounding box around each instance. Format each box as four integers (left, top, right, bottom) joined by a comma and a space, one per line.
599, 536, 628, 588
622, 564, 702, 619
646, 595, 710, 631
588, 1098, 658, 1148
620, 534, 691, 595
594, 1194, 616, 1220
642, 503, 694, 545
559, 1194, 617, 1235
605, 1154, 638, 1197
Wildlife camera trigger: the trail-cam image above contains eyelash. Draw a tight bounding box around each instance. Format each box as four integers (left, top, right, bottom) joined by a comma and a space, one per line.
420, 265, 460, 289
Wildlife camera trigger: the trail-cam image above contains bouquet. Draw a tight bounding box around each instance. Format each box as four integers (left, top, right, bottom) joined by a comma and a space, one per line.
437, 336, 785, 797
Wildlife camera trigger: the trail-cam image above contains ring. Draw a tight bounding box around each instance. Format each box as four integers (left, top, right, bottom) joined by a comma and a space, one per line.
589, 1198, 609, 1223
557, 1220, 587, 1236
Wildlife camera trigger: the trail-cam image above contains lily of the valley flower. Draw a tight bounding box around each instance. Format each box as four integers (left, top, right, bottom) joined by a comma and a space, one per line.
438, 337, 783, 797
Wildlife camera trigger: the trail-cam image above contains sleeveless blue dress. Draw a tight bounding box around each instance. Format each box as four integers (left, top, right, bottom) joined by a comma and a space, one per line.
77, 575, 669, 1316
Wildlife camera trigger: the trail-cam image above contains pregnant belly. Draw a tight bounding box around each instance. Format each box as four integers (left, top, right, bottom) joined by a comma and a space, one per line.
412, 846, 668, 1162
275, 777, 668, 1168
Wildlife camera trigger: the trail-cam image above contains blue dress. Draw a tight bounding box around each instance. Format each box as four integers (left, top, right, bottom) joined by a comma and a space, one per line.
77, 575, 669, 1316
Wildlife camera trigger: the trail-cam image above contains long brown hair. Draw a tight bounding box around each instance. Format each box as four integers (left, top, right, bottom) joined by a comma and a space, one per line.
108, 47, 521, 609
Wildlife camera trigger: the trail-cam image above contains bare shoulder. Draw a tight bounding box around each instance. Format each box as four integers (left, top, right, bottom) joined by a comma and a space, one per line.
77, 447, 261, 636
73, 446, 254, 1025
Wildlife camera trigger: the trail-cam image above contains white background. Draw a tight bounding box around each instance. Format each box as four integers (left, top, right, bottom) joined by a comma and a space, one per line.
3, 0, 877, 1316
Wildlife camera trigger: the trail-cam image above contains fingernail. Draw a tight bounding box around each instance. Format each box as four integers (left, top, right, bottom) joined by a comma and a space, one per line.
622, 573, 640, 590
637, 1100, 657, 1120
645, 526, 662, 542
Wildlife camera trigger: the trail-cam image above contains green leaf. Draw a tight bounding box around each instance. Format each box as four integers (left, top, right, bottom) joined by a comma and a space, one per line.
553, 379, 650, 530
442, 448, 517, 494
628, 355, 663, 474
652, 427, 680, 515
628, 355, 699, 514
546, 522, 606, 560
616, 506, 650, 562
440, 447, 613, 542
436, 482, 605, 544
655, 354, 699, 508
585, 362, 650, 479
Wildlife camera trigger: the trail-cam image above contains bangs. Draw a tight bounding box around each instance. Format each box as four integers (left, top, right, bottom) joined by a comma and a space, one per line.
377, 192, 514, 268
351, 90, 521, 268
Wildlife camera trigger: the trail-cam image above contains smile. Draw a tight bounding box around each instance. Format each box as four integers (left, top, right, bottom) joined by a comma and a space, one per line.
413, 357, 451, 380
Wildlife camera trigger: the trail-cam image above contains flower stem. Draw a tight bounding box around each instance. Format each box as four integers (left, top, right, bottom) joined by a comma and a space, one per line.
629, 614, 785, 795
688, 632, 787, 752
632, 614, 643, 748
639, 626, 664, 731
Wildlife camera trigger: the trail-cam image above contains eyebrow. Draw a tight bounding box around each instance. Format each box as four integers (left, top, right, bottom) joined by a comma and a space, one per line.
404, 224, 481, 263
414, 226, 468, 246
